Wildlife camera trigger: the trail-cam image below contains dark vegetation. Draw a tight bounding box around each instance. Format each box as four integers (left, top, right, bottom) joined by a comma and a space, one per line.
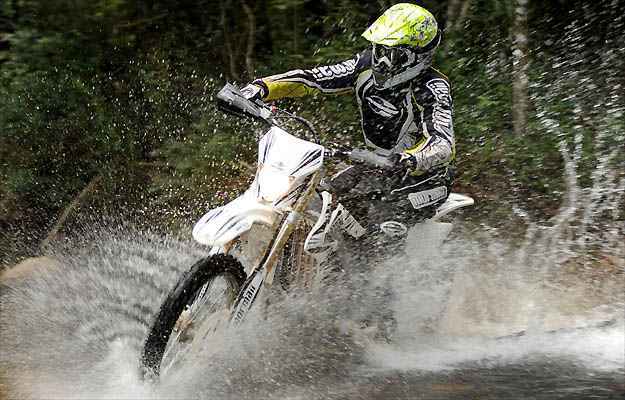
1, 0, 623, 265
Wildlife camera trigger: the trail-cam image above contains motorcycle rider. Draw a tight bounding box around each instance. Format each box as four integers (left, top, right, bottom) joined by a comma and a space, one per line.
241, 3, 454, 243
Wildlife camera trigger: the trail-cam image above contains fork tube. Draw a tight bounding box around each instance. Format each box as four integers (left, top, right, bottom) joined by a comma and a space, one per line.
262, 171, 321, 285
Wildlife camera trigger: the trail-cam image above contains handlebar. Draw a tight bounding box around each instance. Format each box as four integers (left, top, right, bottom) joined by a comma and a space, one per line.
324, 148, 395, 169
216, 83, 395, 170
348, 148, 396, 169
216, 83, 320, 142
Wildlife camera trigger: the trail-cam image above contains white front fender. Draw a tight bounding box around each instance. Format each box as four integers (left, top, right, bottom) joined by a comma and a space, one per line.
192, 193, 278, 246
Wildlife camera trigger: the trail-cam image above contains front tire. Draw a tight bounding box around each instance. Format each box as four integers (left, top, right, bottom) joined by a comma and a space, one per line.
141, 254, 245, 377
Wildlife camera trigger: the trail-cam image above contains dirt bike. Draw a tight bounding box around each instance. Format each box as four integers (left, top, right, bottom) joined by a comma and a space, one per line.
140, 83, 474, 378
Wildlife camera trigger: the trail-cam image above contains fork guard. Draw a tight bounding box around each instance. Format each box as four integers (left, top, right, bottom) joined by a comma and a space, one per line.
192, 191, 278, 247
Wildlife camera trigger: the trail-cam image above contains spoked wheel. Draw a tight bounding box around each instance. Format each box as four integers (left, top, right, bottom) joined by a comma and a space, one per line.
276, 221, 317, 291
141, 254, 246, 378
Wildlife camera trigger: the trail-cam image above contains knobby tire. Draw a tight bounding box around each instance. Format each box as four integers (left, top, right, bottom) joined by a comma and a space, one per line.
141, 254, 245, 377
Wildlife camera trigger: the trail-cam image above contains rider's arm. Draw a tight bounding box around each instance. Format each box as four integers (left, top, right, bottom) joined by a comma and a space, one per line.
250, 50, 371, 101
401, 76, 455, 174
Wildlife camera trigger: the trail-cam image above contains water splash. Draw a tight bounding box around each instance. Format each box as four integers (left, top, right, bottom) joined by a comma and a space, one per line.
1, 209, 622, 400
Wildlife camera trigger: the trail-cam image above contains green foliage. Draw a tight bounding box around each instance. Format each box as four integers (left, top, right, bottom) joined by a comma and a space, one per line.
1, 68, 116, 208
1, 0, 623, 262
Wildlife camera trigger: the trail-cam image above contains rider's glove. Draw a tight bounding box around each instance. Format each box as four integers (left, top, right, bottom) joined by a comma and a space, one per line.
393, 152, 417, 170
240, 83, 264, 102
391, 152, 427, 179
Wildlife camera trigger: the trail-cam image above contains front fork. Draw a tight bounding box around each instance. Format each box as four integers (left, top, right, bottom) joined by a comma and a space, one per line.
230, 171, 322, 324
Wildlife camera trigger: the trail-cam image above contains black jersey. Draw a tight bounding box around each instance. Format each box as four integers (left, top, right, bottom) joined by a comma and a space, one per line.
252, 48, 454, 175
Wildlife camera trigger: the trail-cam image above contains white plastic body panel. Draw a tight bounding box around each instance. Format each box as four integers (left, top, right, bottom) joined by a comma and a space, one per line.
192, 191, 277, 246
193, 127, 324, 247
432, 193, 474, 221
255, 126, 324, 209
408, 195, 474, 255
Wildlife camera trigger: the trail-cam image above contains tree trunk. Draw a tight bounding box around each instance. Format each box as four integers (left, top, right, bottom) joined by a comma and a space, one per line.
220, 0, 240, 80
241, 0, 256, 80
445, 0, 471, 31
512, 0, 529, 136
445, 0, 462, 29
458, 0, 471, 28
442, 0, 471, 56
256, 0, 273, 55
292, 2, 297, 54
40, 175, 102, 249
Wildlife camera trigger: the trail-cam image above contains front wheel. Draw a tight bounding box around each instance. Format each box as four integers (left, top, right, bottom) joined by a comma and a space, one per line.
141, 254, 246, 377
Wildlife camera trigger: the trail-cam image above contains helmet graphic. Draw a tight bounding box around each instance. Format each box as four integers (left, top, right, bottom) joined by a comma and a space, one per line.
362, 3, 441, 88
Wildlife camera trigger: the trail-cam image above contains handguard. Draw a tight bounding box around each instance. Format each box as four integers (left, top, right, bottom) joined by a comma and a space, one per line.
216, 83, 272, 122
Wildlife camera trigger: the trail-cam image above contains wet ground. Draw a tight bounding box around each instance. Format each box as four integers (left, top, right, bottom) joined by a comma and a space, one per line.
1, 365, 623, 400
274, 367, 625, 400
347, 363, 624, 400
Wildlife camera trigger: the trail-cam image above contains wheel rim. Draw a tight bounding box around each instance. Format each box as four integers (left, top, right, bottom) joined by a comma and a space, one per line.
160, 274, 237, 375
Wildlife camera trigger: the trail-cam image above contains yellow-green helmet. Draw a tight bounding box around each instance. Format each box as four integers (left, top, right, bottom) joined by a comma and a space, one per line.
362, 4, 441, 88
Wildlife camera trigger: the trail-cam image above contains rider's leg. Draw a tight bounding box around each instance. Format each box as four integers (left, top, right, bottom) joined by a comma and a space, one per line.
333, 166, 455, 341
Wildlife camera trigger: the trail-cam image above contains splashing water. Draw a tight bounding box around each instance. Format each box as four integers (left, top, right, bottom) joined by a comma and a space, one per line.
1, 194, 623, 400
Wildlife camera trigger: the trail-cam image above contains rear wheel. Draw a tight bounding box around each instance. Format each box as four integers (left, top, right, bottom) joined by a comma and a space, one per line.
141, 254, 245, 377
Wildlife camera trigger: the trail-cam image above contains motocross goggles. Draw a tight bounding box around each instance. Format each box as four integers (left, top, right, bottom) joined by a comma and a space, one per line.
371, 35, 441, 88
372, 44, 413, 74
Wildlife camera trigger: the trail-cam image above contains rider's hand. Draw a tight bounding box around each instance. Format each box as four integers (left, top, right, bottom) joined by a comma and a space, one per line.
240, 83, 264, 102
392, 152, 416, 169
390, 152, 424, 181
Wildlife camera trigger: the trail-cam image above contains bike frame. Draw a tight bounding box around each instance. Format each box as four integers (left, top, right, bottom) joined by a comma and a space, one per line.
230, 170, 321, 324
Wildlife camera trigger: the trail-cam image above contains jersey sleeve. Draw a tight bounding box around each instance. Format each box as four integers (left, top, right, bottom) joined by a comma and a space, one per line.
252, 50, 371, 101
405, 77, 455, 173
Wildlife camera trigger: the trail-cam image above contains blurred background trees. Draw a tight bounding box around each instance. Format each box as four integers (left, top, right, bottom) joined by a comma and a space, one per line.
1, 0, 623, 264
